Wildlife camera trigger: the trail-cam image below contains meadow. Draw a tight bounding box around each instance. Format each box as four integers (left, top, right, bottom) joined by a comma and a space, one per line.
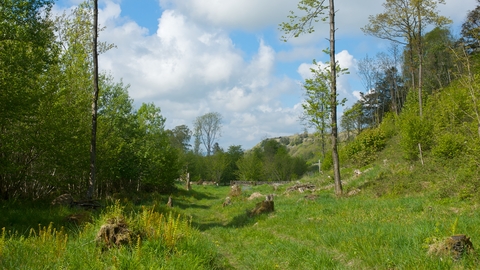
1, 165, 479, 269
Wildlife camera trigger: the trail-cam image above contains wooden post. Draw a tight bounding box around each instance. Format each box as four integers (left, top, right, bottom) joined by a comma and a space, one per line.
418, 143, 424, 165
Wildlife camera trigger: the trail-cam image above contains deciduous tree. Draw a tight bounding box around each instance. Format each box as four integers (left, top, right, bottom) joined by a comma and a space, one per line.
362, 0, 451, 118
193, 112, 222, 156
281, 0, 342, 195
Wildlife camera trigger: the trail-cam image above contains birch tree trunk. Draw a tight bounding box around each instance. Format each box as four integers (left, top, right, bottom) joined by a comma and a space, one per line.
87, 0, 99, 199
329, 0, 342, 196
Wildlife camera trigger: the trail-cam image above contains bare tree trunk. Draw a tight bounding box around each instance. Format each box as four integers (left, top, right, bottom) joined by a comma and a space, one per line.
87, 0, 99, 200
329, 0, 342, 196
417, 2, 423, 118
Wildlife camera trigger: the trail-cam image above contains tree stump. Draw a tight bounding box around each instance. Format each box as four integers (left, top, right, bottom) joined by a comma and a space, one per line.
229, 184, 242, 197
448, 235, 474, 260
166, 196, 173, 208
95, 217, 131, 250
428, 234, 474, 260
222, 196, 231, 207
249, 195, 274, 216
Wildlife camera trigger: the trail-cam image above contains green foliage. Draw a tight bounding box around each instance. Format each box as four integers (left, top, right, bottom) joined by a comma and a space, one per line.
399, 110, 433, 161
236, 150, 264, 181
279, 0, 328, 41
431, 132, 465, 159
378, 112, 398, 139
193, 112, 222, 156
345, 128, 387, 166
320, 152, 333, 171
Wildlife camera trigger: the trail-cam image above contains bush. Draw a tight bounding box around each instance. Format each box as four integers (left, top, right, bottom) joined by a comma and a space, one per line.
379, 112, 398, 139
432, 132, 465, 159
345, 128, 387, 166
400, 114, 433, 161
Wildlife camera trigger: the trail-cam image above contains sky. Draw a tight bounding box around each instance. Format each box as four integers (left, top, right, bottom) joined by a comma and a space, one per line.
53, 0, 477, 151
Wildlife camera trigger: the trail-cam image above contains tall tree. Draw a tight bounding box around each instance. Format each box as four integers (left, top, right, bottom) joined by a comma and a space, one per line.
193, 112, 222, 156
0, 0, 58, 200
460, 0, 480, 54
87, 0, 99, 199
357, 55, 381, 125
281, 0, 342, 195
362, 0, 451, 118
168, 125, 192, 151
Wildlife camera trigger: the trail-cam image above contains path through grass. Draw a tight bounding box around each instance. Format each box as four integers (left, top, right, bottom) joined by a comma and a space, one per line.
176, 183, 480, 269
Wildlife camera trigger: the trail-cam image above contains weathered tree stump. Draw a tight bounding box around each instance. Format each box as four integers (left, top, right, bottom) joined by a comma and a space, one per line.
428, 234, 474, 260
166, 196, 173, 208
249, 195, 274, 216
229, 184, 242, 197
222, 196, 231, 207
95, 217, 131, 250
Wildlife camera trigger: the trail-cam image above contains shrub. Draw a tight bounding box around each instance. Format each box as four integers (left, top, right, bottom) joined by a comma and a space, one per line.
432, 132, 465, 159
400, 114, 433, 161
345, 128, 387, 166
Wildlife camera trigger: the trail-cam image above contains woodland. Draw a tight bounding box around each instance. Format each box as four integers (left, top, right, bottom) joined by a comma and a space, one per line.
1, 0, 480, 268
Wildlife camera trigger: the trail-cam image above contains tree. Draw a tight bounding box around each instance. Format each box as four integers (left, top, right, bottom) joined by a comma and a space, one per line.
422, 27, 455, 92
460, 0, 480, 54
193, 112, 222, 156
205, 149, 228, 184
96, 76, 139, 196
357, 55, 381, 125
301, 61, 331, 159
236, 149, 264, 181
362, 0, 451, 118
222, 145, 244, 184
168, 125, 192, 151
281, 0, 343, 195
0, 0, 58, 200
341, 102, 365, 140
87, 0, 100, 199
136, 103, 180, 192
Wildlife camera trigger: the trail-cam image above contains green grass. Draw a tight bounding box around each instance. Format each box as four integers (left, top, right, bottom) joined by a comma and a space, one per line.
1, 177, 480, 269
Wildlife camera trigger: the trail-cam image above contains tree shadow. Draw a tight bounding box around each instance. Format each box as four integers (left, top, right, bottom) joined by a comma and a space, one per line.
174, 187, 219, 201
191, 208, 268, 231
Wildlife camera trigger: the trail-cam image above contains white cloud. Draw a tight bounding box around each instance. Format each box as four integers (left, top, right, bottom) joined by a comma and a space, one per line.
160, 0, 297, 31
90, 3, 305, 148
53, 0, 479, 149
352, 91, 363, 101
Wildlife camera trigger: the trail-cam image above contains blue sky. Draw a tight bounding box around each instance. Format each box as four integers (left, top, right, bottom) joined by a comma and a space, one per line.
53, 0, 477, 150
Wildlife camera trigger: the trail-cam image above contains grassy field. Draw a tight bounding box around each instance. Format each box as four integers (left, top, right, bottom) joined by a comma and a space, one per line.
2, 169, 479, 269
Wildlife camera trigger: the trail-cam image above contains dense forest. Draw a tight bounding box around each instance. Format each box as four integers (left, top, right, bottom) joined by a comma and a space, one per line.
1, 0, 480, 202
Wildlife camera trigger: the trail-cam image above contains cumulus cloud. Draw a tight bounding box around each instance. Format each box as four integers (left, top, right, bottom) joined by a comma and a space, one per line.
160, 0, 297, 31
53, 0, 478, 149
85, 2, 306, 148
